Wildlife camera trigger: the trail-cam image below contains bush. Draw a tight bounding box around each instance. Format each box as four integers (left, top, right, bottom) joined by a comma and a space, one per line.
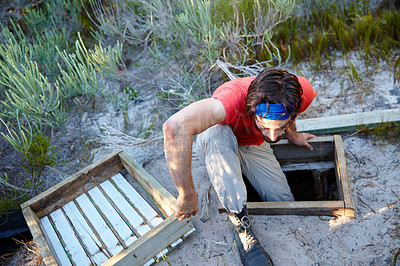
0, 0, 124, 212
87, 0, 295, 106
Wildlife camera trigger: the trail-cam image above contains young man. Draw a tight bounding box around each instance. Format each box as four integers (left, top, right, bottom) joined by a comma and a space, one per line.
163, 68, 317, 265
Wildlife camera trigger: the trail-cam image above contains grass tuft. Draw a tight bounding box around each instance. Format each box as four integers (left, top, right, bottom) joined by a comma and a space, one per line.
0, 0, 123, 211
274, 1, 400, 69
358, 122, 400, 148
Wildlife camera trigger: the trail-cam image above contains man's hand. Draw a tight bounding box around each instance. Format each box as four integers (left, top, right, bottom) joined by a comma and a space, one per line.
174, 192, 199, 221
285, 120, 316, 150
286, 132, 316, 150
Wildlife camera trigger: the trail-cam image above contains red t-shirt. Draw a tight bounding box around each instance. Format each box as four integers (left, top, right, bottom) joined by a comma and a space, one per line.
212, 76, 317, 146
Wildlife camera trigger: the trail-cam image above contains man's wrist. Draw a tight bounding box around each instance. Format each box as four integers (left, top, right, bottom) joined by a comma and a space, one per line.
285, 129, 297, 141
178, 187, 197, 199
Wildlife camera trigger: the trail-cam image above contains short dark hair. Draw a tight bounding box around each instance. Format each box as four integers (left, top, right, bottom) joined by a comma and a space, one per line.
245, 67, 303, 124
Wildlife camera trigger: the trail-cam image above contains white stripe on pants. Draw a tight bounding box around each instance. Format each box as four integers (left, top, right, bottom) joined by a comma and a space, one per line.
196, 125, 294, 214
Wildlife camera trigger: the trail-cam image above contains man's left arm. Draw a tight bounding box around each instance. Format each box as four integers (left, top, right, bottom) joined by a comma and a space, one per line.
285, 120, 316, 151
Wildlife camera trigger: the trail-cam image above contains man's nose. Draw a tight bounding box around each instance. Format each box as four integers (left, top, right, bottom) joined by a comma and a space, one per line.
266, 129, 279, 141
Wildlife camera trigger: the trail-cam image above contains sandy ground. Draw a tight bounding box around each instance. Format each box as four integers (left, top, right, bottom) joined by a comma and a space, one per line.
92, 51, 400, 265
4, 50, 400, 265
136, 134, 400, 266
101, 51, 400, 265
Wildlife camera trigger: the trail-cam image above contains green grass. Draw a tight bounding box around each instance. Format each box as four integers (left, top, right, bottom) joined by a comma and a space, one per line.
0, 0, 124, 210
273, 1, 400, 69
395, 56, 400, 85
358, 122, 400, 148
0, 172, 30, 215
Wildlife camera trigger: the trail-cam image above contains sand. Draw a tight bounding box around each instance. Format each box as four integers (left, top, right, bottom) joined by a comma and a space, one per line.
5, 50, 400, 265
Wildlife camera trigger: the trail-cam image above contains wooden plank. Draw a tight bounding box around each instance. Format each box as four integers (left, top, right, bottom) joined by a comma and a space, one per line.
49, 209, 92, 266
280, 161, 335, 172
75, 193, 124, 256
271, 136, 335, 163
297, 108, 400, 134
62, 201, 110, 265
21, 207, 59, 266
333, 137, 344, 201
41, 216, 72, 266
219, 201, 346, 216
344, 208, 355, 217
119, 152, 176, 217
334, 135, 355, 217
22, 151, 125, 218
247, 201, 345, 216
87, 186, 138, 246
111, 173, 164, 227
99, 180, 151, 236
103, 217, 194, 266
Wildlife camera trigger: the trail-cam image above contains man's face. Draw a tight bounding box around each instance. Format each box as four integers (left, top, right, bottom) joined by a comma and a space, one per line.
254, 116, 291, 143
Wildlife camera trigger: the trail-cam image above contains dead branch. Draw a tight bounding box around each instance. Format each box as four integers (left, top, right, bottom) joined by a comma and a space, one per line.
358, 195, 376, 213
97, 124, 163, 149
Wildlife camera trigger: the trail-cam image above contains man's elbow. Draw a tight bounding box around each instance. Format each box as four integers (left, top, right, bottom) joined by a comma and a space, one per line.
163, 119, 179, 140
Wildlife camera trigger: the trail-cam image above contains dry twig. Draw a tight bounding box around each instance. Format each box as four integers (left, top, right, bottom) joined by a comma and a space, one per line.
97, 124, 163, 149
212, 60, 271, 81
295, 228, 310, 246
358, 195, 376, 213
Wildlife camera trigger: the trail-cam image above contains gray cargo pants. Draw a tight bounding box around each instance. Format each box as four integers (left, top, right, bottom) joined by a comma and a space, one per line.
196, 125, 294, 214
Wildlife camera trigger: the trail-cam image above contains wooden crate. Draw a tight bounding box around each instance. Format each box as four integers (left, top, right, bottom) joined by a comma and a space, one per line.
219, 135, 354, 217
21, 151, 194, 266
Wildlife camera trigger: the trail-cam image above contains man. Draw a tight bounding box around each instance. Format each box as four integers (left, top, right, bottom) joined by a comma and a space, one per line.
163, 67, 317, 265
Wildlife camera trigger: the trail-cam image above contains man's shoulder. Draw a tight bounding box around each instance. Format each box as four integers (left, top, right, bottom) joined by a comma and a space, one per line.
210, 77, 254, 124
212, 77, 255, 98
220, 76, 255, 89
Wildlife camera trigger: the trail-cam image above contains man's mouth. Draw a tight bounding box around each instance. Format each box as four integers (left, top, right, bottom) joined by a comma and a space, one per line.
261, 134, 282, 143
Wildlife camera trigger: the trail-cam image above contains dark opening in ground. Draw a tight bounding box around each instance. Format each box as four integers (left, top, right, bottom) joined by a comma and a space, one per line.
0, 209, 32, 260
245, 168, 339, 202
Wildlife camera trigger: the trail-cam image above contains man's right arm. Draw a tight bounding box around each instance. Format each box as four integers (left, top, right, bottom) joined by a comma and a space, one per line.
162, 98, 226, 220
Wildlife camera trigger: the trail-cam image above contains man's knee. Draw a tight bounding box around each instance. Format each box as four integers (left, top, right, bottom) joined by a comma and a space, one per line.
196, 125, 239, 167
197, 125, 237, 150
266, 191, 294, 202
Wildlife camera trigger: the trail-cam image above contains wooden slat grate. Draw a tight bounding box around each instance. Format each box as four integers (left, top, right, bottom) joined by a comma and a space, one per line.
40, 173, 192, 266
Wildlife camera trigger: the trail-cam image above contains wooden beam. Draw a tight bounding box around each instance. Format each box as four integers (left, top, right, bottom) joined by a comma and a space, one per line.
97, 181, 151, 237
75, 194, 124, 256
103, 217, 194, 266
49, 209, 92, 266
280, 161, 335, 172
111, 174, 164, 227
40, 216, 73, 265
119, 152, 177, 217
219, 201, 346, 216
334, 135, 355, 217
271, 136, 335, 163
296, 108, 400, 134
21, 151, 124, 218
333, 136, 344, 201
62, 201, 111, 264
21, 207, 59, 266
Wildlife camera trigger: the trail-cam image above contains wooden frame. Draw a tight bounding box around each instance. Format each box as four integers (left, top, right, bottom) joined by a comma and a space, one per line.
21, 151, 194, 266
218, 136, 355, 217
297, 108, 400, 134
